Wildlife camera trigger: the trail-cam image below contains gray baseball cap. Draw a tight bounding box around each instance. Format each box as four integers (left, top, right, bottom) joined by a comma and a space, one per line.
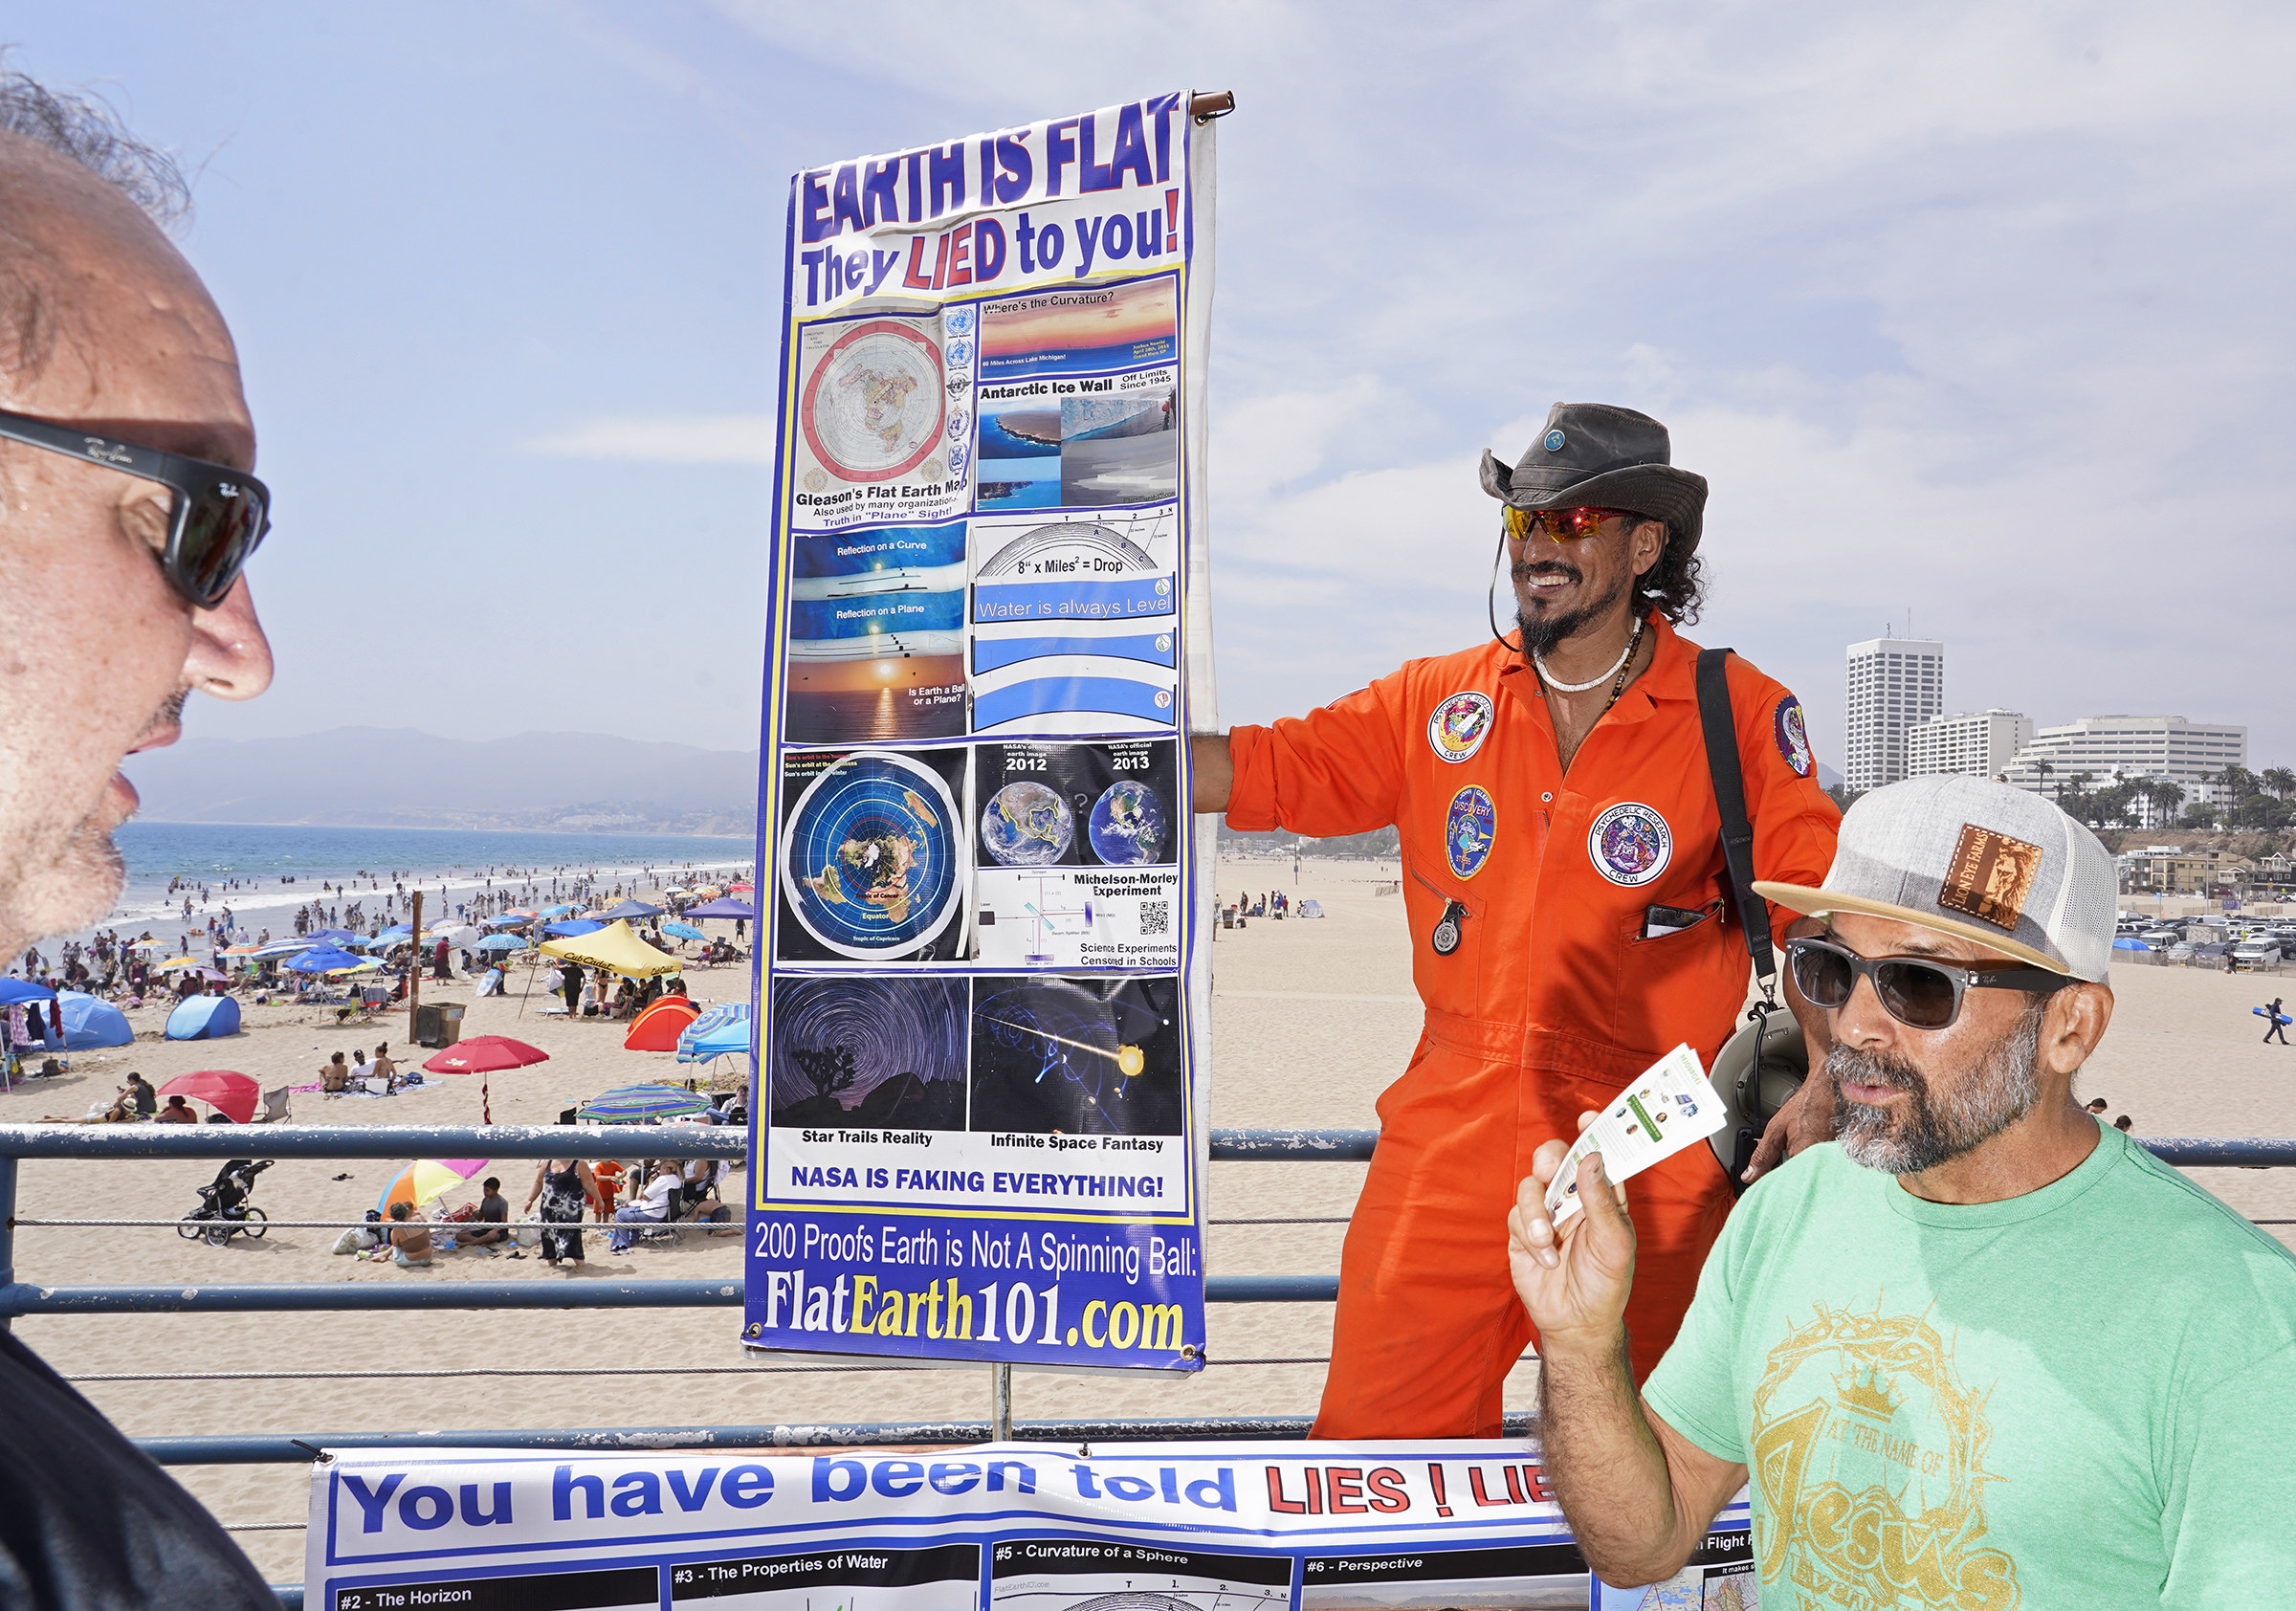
1754, 775, 2116, 982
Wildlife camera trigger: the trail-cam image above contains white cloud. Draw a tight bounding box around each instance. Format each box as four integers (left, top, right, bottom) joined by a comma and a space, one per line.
521, 415, 776, 464
545, 0, 2296, 767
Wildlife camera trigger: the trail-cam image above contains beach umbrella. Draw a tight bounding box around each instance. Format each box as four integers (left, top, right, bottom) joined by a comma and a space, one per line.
0, 979, 56, 1004
194, 968, 231, 982
430, 924, 481, 946
253, 939, 313, 959
599, 898, 664, 921
727, 881, 753, 894
539, 920, 683, 979
306, 929, 358, 945
286, 945, 364, 973
660, 920, 706, 941
682, 896, 756, 920
158, 1070, 258, 1124
128, 938, 168, 952
578, 1082, 711, 1121
156, 956, 202, 971
219, 944, 261, 958
423, 1034, 549, 1074
378, 1158, 492, 1218
482, 915, 530, 930
540, 904, 580, 918
474, 934, 525, 953
677, 1002, 752, 1064
542, 918, 604, 938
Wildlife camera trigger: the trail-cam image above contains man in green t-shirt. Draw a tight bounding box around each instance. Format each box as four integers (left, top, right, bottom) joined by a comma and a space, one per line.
1508, 775, 2296, 1606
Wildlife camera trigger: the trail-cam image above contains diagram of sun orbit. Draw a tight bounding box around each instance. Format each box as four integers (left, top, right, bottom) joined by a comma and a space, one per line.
780, 751, 966, 959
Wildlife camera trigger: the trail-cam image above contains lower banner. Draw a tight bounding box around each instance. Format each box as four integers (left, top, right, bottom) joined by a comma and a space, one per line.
303, 1441, 1753, 1611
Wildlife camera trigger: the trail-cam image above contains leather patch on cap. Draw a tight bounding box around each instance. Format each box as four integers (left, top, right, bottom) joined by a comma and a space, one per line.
1939, 824, 2043, 932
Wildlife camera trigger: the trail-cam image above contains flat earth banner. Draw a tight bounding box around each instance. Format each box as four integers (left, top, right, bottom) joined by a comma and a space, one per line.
304, 1443, 1757, 1611
750, 92, 1219, 1370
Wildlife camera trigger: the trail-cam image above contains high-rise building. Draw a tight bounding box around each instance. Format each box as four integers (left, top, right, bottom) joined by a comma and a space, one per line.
1909, 709, 2035, 781
2002, 717, 2246, 793
1844, 637, 1944, 792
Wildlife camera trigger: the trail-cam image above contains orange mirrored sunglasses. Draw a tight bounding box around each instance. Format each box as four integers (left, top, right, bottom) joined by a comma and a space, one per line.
1501, 505, 1640, 543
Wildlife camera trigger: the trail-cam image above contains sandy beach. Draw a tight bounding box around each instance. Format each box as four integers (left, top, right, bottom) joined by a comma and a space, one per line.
5, 860, 2291, 1581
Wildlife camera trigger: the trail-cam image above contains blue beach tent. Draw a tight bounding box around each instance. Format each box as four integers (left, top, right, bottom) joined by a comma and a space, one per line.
682, 896, 755, 920
0, 978, 56, 1005
56, 992, 132, 1049
166, 994, 241, 1041
541, 919, 604, 938
285, 946, 364, 973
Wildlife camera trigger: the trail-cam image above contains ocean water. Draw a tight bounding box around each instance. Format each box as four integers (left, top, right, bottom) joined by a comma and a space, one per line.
68, 822, 756, 947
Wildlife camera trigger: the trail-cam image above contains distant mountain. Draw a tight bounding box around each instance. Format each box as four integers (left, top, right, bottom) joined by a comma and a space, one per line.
124, 726, 760, 835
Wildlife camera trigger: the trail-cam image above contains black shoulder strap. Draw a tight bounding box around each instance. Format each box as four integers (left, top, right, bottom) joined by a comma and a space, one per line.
1695, 647, 1778, 1006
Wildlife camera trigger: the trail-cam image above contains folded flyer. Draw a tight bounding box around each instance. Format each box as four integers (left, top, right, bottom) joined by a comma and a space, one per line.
1545, 1043, 1725, 1226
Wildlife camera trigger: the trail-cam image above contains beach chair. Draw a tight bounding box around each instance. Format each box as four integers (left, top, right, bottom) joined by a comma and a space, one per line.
254, 1085, 291, 1123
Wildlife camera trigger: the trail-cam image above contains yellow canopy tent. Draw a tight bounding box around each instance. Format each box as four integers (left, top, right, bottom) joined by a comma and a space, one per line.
537, 919, 683, 979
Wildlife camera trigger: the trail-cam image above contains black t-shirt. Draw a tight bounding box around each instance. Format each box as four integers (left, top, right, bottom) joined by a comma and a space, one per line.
0, 1330, 274, 1608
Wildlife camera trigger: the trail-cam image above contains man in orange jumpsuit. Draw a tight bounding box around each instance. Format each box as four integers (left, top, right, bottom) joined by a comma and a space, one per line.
1191, 404, 1842, 1438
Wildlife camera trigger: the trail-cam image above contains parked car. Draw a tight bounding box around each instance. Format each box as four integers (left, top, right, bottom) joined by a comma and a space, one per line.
2231, 941, 2283, 968
2140, 928, 2182, 947
2168, 942, 2196, 962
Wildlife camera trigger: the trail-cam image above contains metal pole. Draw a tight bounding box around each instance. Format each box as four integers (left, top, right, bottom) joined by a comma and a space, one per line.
991, 1362, 1012, 1442
408, 890, 423, 1036
0, 1153, 15, 1334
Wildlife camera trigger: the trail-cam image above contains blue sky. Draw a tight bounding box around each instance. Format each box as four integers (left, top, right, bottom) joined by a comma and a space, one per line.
12, 2, 2294, 776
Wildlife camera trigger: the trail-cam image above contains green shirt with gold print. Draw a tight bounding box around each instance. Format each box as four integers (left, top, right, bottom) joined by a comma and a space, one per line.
1643, 1121, 2296, 1608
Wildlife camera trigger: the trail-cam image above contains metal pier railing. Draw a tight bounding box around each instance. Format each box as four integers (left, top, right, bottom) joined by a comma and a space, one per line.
1, 1121, 2289, 1608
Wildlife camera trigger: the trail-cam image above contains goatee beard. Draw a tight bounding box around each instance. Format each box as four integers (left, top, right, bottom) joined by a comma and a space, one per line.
1829, 1004, 2046, 1175
1515, 562, 1634, 657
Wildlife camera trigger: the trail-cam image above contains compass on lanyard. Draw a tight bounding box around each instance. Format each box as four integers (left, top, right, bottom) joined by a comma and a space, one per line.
1431, 899, 1468, 957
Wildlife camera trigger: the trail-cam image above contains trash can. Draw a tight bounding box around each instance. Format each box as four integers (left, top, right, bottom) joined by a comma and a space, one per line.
414, 1004, 444, 1047
438, 1003, 465, 1046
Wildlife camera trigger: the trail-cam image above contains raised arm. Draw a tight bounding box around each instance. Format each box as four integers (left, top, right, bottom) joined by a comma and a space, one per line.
1509, 1138, 1747, 1586
1188, 733, 1232, 814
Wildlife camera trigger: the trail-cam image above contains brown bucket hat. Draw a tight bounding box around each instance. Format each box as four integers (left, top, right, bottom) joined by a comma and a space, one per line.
1479, 401, 1709, 556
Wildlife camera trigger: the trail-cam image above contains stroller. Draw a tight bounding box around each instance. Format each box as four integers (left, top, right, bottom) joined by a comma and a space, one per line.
178, 1158, 273, 1247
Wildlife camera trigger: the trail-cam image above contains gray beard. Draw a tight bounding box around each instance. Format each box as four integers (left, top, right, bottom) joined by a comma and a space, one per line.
1515, 561, 1634, 657
1830, 1004, 2046, 1175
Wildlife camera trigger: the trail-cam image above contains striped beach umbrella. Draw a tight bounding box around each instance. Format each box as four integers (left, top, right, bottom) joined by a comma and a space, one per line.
577, 1082, 711, 1121
378, 1158, 491, 1218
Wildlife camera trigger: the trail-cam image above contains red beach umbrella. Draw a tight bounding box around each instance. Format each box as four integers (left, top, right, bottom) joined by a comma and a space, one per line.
159, 1070, 259, 1124
423, 1034, 550, 1074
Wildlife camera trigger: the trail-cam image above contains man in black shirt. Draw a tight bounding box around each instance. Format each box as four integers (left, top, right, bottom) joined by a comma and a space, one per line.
0, 68, 278, 1609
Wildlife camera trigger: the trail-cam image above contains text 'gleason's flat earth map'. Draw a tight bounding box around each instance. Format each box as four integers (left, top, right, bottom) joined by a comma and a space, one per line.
800, 320, 945, 482
778, 749, 964, 959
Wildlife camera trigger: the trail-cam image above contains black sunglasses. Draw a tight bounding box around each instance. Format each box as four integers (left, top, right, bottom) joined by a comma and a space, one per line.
0, 407, 270, 608
1787, 935, 2072, 1031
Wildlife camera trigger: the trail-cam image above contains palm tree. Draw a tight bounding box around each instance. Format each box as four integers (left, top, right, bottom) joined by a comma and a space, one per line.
2263, 766, 2296, 801
2034, 760, 2054, 800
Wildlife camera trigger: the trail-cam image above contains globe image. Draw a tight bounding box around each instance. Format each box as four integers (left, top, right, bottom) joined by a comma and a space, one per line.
982, 780, 1073, 867
1088, 780, 1170, 865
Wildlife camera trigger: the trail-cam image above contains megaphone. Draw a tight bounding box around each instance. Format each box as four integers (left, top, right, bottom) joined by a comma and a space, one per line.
1709, 1007, 1810, 1191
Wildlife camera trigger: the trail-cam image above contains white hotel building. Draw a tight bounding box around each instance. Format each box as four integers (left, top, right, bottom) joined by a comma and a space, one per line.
1844, 637, 1944, 792
1909, 709, 2036, 782
2001, 717, 2247, 794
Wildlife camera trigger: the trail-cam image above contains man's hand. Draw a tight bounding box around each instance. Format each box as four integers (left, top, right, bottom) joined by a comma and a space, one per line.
1507, 1112, 1637, 1351
1740, 1061, 1834, 1184
1741, 916, 1840, 1185
1188, 734, 1232, 813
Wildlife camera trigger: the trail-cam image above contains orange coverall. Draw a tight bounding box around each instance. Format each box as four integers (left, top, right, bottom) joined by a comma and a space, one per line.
1224, 613, 1841, 1438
